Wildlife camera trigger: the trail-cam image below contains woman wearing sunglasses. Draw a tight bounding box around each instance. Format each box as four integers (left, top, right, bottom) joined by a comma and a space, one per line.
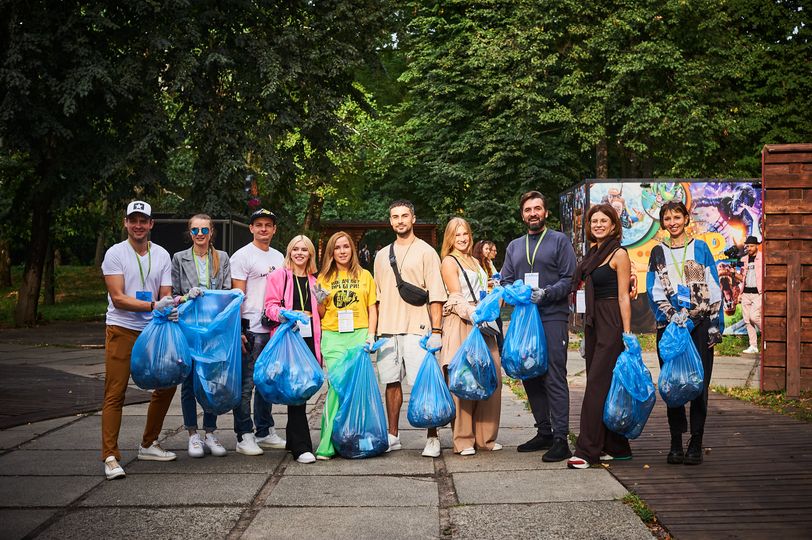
171, 214, 232, 458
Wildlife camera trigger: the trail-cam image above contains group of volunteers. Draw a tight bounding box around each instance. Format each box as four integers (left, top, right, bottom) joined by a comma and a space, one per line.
100, 189, 734, 480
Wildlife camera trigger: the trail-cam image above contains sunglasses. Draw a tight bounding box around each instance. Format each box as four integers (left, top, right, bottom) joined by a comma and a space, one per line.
190, 227, 210, 236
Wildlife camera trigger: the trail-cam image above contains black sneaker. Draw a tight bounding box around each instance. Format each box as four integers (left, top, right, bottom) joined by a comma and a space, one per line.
542, 438, 572, 462
517, 433, 554, 453
683, 437, 703, 465
667, 435, 684, 465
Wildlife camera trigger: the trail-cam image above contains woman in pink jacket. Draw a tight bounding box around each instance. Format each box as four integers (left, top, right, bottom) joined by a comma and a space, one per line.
263, 235, 323, 464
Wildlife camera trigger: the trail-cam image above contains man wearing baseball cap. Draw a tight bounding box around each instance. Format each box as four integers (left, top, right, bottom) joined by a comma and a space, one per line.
739, 236, 762, 354
229, 208, 287, 455
100, 201, 179, 480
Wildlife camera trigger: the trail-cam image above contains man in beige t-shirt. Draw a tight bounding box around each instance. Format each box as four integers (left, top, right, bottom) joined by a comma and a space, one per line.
373, 199, 447, 458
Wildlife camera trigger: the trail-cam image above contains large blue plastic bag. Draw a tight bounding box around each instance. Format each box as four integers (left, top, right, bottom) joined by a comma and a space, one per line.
448, 327, 498, 401
131, 308, 192, 389
658, 321, 704, 408
330, 339, 389, 459
501, 280, 548, 379
407, 335, 455, 428
177, 289, 243, 415
604, 334, 656, 439
253, 309, 324, 406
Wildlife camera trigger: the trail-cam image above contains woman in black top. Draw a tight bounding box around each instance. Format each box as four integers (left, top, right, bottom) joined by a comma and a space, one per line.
568, 204, 634, 469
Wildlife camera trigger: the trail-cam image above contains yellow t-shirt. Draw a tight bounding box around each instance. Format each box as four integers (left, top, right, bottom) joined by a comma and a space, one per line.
317, 268, 377, 332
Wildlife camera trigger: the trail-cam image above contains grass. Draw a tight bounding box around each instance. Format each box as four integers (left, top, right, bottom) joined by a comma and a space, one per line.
1, 265, 108, 327
712, 386, 812, 422
502, 377, 529, 410
570, 332, 747, 356
622, 493, 656, 524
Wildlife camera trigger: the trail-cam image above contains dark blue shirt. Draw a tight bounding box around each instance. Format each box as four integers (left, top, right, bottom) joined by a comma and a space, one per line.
500, 228, 576, 322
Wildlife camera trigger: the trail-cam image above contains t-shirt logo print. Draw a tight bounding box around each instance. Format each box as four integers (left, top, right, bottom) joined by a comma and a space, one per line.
333, 290, 358, 309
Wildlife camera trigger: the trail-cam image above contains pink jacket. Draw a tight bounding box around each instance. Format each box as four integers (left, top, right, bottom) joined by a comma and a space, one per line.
263, 268, 323, 365
739, 250, 762, 294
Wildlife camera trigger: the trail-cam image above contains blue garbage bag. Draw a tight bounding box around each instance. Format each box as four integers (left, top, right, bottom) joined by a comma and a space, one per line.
501, 280, 548, 379
658, 320, 704, 408
131, 308, 193, 390
253, 309, 324, 406
472, 286, 504, 324
603, 334, 656, 439
330, 339, 389, 459
448, 327, 498, 401
407, 335, 456, 428
177, 289, 243, 415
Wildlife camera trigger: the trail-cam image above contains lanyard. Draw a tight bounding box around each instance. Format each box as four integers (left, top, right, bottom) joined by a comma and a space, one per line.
294, 274, 308, 311
525, 228, 548, 270
130, 241, 151, 288
667, 240, 689, 283
193, 251, 210, 288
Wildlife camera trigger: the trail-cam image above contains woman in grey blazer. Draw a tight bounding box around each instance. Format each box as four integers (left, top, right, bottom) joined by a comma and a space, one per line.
171, 214, 232, 458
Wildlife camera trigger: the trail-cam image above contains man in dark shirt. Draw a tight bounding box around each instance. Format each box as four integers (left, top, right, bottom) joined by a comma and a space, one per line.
500, 191, 576, 462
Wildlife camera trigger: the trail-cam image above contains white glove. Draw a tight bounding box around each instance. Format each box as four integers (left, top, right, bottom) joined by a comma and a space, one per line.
530, 287, 546, 305
365, 333, 376, 347
167, 308, 179, 322
671, 308, 689, 326
477, 320, 501, 337
313, 284, 329, 305
427, 333, 442, 351
187, 287, 203, 300
154, 295, 175, 311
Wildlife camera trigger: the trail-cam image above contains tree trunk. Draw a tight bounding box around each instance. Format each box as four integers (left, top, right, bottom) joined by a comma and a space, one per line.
0, 236, 11, 288
43, 240, 55, 305
595, 137, 608, 179
14, 195, 52, 326
94, 229, 107, 268
302, 192, 324, 232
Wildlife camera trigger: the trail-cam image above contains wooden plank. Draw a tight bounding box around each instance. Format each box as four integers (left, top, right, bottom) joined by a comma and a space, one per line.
761, 366, 812, 391
764, 143, 812, 154
764, 224, 812, 240
763, 276, 812, 291
763, 291, 812, 315
765, 251, 812, 264
763, 342, 812, 368
764, 152, 812, 164
787, 252, 802, 398
762, 174, 812, 190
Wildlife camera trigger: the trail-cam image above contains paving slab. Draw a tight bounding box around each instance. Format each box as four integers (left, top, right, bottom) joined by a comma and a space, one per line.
284, 449, 435, 476
0, 509, 57, 540
245, 506, 439, 539
0, 449, 112, 476
453, 469, 628, 504
127, 450, 284, 474
450, 501, 652, 539
80, 473, 266, 507
37, 506, 242, 539
444, 449, 566, 473
266, 475, 437, 507
23, 415, 184, 450
0, 476, 100, 507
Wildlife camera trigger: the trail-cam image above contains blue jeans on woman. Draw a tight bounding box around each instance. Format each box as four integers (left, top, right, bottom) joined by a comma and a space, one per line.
181, 365, 218, 431
232, 331, 275, 441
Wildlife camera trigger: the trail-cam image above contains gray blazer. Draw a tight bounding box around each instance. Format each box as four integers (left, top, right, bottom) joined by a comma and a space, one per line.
171, 247, 232, 296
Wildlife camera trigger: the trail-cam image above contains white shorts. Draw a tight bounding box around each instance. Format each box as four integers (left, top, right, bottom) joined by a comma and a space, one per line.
375, 334, 424, 386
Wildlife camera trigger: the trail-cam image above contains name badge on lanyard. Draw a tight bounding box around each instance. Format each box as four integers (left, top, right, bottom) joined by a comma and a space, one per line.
524, 272, 540, 288
576, 290, 586, 313
136, 290, 153, 302
297, 317, 313, 338
338, 310, 355, 333
677, 284, 692, 309
524, 229, 547, 290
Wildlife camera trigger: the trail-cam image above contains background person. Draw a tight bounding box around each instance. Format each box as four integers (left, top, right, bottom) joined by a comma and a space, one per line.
647, 201, 723, 466
101, 201, 178, 480
739, 236, 762, 354
499, 191, 576, 462
373, 199, 447, 458
171, 214, 231, 459
263, 235, 322, 464
315, 231, 378, 460
229, 208, 286, 456
567, 204, 634, 469
440, 218, 502, 455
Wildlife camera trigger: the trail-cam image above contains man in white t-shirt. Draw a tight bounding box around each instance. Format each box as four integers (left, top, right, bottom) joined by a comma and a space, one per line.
100, 201, 179, 480
229, 208, 287, 455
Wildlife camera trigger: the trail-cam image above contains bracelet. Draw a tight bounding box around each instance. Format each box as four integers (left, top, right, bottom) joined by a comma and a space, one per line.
431, 327, 443, 335
149, 301, 155, 311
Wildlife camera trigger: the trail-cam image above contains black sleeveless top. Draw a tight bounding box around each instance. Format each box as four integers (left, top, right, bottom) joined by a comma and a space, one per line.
592, 253, 619, 299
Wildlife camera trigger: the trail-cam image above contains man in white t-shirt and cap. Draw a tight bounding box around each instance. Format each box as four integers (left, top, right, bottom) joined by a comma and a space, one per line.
229, 208, 287, 455
100, 201, 180, 480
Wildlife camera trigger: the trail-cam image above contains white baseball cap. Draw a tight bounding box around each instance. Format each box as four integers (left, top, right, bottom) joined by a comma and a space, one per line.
126, 200, 152, 217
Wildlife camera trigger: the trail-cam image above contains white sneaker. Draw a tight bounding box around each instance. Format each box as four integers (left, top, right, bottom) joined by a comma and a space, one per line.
256, 428, 286, 449
386, 433, 402, 453
422, 436, 441, 458
204, 433, 227, 457
296, 452, 316, 464
104, 456, 125, 480
188, 433, 205, 458
460, 447, 476, 456
236, 433, 264, 456
743, 345, 759, 354
491, 442, 503, 451
138, 441, 177, 462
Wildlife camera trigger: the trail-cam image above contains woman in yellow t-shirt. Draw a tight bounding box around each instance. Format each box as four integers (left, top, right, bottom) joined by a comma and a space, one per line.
314, 231, 378, 459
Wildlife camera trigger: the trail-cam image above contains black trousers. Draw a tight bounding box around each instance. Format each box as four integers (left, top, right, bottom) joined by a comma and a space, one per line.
286, 404, 312, 458
656, 318, 715, 438
522, 319, 570, 440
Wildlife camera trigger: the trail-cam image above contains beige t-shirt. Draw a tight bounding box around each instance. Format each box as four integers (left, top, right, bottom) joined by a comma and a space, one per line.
374, 238, 447, 335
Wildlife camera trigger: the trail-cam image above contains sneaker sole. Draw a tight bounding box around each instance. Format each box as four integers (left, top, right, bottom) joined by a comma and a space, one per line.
105, 471, 126, 480
137, 454, 176, 462
386, 444, 402, 452
422, 451, 441, 458
542, 452, 573, 463
236, 448, 264, 456
207, 448, 227, 457
257, 443, 287, 450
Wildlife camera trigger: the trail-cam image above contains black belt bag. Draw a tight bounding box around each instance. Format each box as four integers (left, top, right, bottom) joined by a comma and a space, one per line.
389, 245, 429, 306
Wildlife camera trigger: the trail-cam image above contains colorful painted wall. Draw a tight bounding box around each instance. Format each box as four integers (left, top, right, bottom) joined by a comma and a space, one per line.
560, 180, 761, 334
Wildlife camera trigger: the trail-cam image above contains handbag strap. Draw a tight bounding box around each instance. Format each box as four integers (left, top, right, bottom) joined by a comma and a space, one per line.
389, 245, 405, 286
281, 270, 288, 308
450, 255, 478, 305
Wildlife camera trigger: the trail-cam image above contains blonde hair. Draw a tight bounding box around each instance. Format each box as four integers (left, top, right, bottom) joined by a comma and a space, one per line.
321, 231, 361, 282
187, 214, 220, 279
284, 235, 317, 274
440, 217, 473, 259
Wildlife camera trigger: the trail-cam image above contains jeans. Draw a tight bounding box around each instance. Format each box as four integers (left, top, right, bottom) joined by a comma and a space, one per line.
232, 331, 275, 441
180, 365, 217, 431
